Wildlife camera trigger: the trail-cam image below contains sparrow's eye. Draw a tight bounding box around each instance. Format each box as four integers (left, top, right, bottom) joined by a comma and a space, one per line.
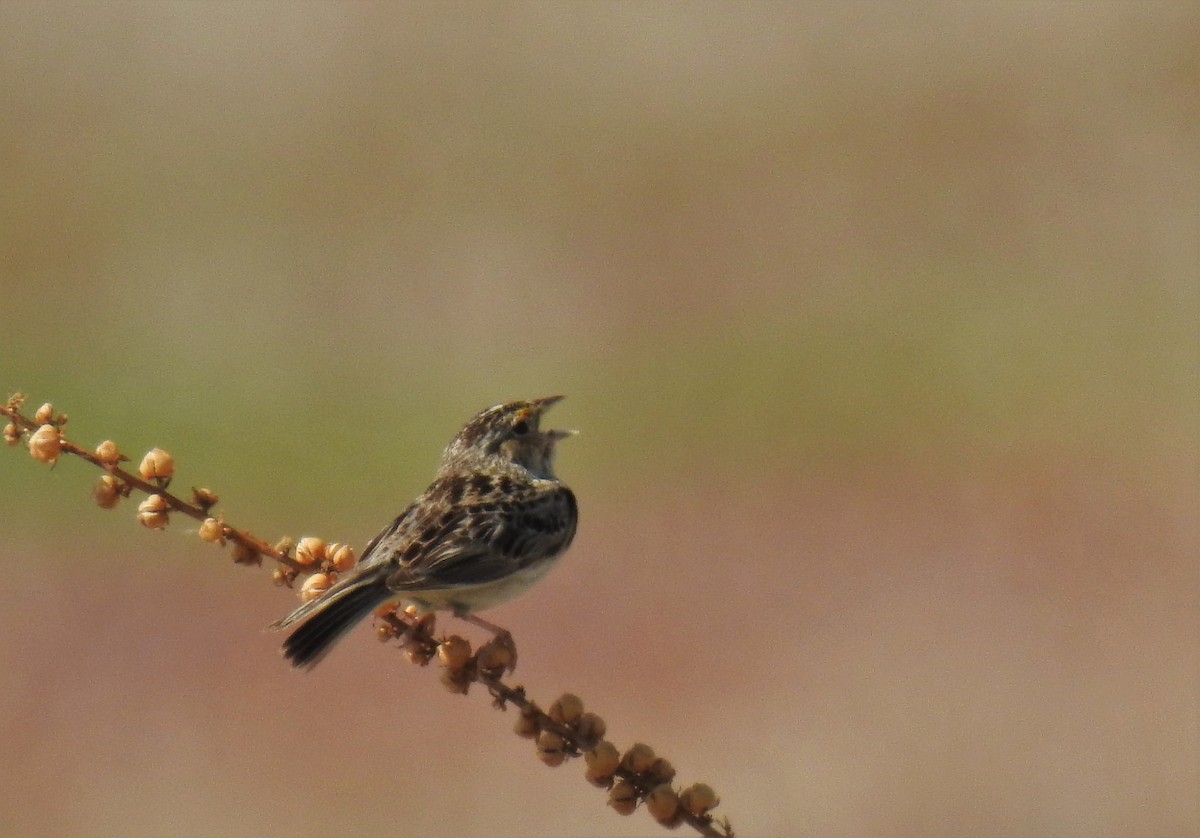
512, 419, 530, 436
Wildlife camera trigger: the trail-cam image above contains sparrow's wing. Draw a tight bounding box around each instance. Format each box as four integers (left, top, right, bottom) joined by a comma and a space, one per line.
386, 483, 577, 590
356, 499, 419, 564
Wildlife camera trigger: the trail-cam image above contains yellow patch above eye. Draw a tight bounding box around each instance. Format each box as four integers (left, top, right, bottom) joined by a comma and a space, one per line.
512, 410, 536, 433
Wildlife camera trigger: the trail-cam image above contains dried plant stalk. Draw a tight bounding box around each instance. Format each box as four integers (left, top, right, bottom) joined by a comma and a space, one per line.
1, 393, 733, 838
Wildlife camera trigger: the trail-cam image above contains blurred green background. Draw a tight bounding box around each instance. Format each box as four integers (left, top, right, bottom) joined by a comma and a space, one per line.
1, 4, 1196, 836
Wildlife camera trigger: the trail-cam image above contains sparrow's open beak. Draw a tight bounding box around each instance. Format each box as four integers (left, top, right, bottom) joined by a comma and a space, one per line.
531, 396, 574, 439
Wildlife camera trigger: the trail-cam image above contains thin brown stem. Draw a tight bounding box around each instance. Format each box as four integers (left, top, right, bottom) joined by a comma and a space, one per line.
478, 672, 729, 837
2, 400, 297, 571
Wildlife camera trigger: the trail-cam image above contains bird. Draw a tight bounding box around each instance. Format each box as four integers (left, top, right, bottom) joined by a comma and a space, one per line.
272, 396, 578, 670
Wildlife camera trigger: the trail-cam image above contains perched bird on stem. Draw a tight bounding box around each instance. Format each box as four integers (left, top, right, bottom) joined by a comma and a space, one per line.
273, 396, 578, 670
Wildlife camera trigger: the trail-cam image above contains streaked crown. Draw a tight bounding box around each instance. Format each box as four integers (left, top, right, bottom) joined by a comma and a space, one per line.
441, 396, 570, 478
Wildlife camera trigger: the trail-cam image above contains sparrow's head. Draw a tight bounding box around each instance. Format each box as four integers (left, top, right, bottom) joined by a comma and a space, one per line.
443, 396, 574, 478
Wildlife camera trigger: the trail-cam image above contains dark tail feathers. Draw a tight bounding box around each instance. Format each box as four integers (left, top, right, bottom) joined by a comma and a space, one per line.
277, 576, 390, 670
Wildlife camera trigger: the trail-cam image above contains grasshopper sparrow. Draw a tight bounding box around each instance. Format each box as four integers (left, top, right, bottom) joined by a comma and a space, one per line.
273, 396, 578, 669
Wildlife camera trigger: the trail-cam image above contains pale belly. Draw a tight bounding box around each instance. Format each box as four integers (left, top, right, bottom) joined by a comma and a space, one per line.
402, 558, 560, 616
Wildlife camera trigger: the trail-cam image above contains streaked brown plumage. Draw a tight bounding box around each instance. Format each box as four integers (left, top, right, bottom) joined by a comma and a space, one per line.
273, 396, 577, 669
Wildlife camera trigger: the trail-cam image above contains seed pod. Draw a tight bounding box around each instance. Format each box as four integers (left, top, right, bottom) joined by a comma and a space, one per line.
584, 741, 620, 786
138, 448, 175, 481
648, 757, 677, 786
95, 440, 121, 464
549, 693, 584, 726
295, 537, 326, 567
621, 743, 656, 775
679, 783, 720, 816
192, 487, 219, 510
137, 494, 170, 529
513, 706, 540, 739
198, 517, 225, 544
328, 543, 356, 571
645, 784, 681, 826
92, 475, 122, 509
608, 780, 639, 816
475, 639, 514, 674
438, 665, 470, 692
300, 573, 333, 602
536, 731, 568, 767
575, 712, 607, 745
233, 542, 261, 566
403, 634, 436, 666
28, 424, 62, 464
437, 635, 472, 671
34, 403, 54, 424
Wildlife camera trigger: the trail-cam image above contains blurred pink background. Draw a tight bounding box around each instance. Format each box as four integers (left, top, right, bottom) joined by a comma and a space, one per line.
1, 4, 1196, 836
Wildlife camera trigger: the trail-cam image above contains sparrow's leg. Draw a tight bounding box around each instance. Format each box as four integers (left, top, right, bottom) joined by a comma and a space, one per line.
461, 612, 518, 674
